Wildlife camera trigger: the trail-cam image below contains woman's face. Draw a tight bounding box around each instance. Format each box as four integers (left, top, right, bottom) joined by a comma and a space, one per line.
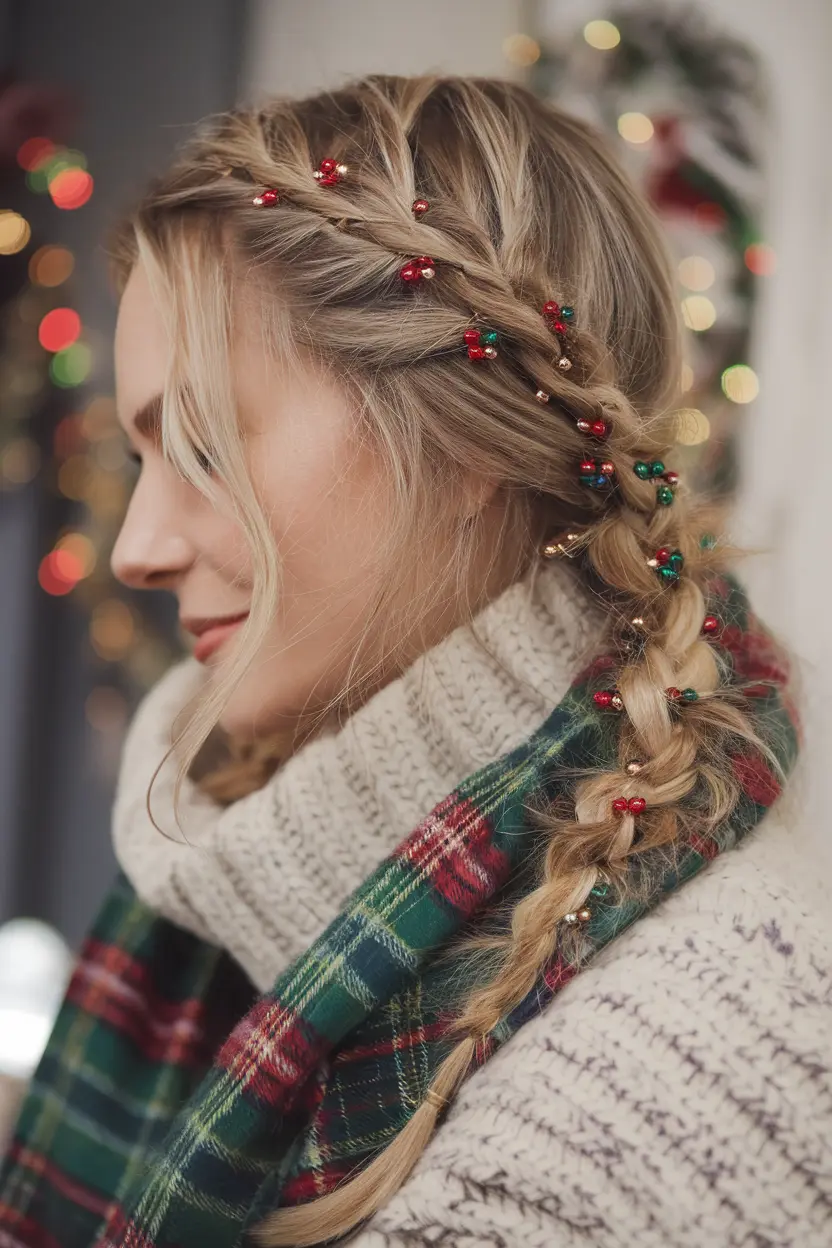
111, 260, 404, 738
112, 261, 502, 739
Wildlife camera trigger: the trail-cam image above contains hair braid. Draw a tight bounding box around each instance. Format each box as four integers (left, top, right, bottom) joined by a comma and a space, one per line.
108, 75, 783, 1247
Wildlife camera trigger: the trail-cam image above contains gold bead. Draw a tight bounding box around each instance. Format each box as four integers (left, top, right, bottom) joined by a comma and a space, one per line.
420, 267, 436, 280
252, 195, 264, 206
577, 907, 592, 923
313, 170, 324, 181
646, 558, 659, 569
563, 912, 579, 925
484, 346, 498, 359
336, 163, 349, 176
630, 616, 646, 629
542, 530, 582, 559
610, 694, 624, 711
535, 389, 550, 403
558, 357, 573, 371
625, 760, 644, 775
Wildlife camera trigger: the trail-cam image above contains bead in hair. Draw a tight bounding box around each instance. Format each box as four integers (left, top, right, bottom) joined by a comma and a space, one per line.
667, 686, 699, 703
412, 198, 430, 217
612, 796, 647, 814
252, 188, 280, 207
463, 327, 499, 360
647, 546, 684, 583
702, 614, 720, 635
576, 417, 609, 440
633, 460, 679, 506
579, 457, 615, 491
400, 256, 436, 283
313, 157, 348, 185
593, 689, 623, 711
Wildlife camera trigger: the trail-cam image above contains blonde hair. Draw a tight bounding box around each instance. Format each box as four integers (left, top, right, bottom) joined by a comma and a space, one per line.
108, 75, 779, 1245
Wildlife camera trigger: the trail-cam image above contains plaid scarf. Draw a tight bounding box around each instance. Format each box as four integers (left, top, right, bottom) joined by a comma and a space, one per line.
0, 575, 799, 1248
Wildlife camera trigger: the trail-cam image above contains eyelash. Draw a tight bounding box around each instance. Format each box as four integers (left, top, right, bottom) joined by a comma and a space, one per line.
124, 447, 213, 474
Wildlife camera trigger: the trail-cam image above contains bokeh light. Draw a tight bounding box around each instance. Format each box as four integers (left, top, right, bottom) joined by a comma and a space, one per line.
90, 599, 137, 661
38, 307, 81, 352
674, 408, 711, 445
49, 168, 94, 210
0, 211, 31, 255
694, 202, 726, 232
16, 137, 55, 172
29, 245, 75, 287
617, 112, 654, 144
56, 532, 97, 578
584, 19, 621, 49
503, 33, 540, 66
56, 454, 91, 500
682, 295, 717, 332
80, 395, 118, 441
1, 439, 41, 487
680, 362, 694, 393
85, 686, 129, 734
721, 364, 760, 404
38, 548, 84, 596
678, 255, 716, 292
49, 341, 92, 388
744, 242, 777, 276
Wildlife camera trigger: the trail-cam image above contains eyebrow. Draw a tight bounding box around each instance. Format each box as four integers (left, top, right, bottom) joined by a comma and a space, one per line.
129, 393, 164, 442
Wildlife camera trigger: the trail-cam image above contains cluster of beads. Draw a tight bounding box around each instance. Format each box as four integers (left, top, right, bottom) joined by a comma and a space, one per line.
563, 906, 592, 925
633, 460, 679, 506
648, 546, 684, 584
579, 457, 615, 491
576, 416, 609, 440
542, 300, 575, 372
593, 688, 623, 711
464, 328, 499, 360
667, 686, 699, 703
252, 188, 280, 207
313, 158, 348, 186
612, 796, 646, 814
400, 256, 436, 283
412, 198, 430, 217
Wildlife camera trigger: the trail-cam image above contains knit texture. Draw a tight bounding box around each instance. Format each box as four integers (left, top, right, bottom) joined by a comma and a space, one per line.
0, 560, 822, 1248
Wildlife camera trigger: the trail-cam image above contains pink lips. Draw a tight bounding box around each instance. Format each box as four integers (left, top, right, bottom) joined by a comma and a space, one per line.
192, 616, 248, 663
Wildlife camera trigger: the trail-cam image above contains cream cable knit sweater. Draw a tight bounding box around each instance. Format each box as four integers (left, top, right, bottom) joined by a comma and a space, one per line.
112, 559, 832, 1248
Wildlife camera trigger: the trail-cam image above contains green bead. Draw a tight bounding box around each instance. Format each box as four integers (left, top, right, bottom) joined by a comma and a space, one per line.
481, 330, 499, 345
682, 688, 699, 702
658, 566, 679, 583
561, 305, 575, 320
700, 533, 716, 549
650, 460, 665, 478
633, 461, 651, 480
668, 551, 684, 570
590, 882, 610, 898
656, 485, 674, 506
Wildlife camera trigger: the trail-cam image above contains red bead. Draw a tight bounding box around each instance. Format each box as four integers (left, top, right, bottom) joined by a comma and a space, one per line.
655, 547, 671, 566
552, 320, 566, 334
663, 471, 680, 486
400, 262, 420, 282
542, 301, 561, 317
319, 158, 338, 174
666, 686, 682, 700
600, 461, 615, 476
412, 199, 430, 216
318, 174, 339, 186
628, 796, 647, 814
612, 798, 629, 814
591, 421, 608, 438
463, 328, 481, 345
468, 345, 486, 360
415, 256, 434, 268
702, 615, 719, 634
580, 460, 596, 476
257, 188, 279, 206
593, 690, 613, 708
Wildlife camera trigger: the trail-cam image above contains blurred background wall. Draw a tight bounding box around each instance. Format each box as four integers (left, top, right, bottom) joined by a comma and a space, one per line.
0, 0, 829, 1086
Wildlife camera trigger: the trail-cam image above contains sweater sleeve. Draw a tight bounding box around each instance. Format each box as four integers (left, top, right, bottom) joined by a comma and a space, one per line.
353, 823, 832, 1248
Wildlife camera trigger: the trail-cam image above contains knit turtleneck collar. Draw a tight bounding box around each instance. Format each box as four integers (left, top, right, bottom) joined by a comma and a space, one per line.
112, 557, 603, 993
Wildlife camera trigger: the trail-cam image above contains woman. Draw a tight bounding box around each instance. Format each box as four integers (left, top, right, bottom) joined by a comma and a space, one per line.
0, 75, 827, 1248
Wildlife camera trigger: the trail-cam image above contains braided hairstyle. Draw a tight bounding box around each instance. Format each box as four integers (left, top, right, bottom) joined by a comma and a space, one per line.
108, 75, 775, 1245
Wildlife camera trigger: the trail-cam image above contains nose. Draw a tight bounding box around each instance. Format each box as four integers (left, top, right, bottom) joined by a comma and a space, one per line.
110, 469, 195, 590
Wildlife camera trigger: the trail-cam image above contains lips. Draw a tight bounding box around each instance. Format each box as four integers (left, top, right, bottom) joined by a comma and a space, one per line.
189, 614, 249, 663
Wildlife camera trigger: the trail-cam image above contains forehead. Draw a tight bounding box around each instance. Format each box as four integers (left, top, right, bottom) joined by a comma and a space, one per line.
114, 262, 169, 432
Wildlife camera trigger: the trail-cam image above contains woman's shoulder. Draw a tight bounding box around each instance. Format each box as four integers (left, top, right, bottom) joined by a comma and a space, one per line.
358, 813, 832, 1248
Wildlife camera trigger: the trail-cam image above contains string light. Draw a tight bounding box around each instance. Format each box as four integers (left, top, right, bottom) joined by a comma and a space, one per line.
584, 19, 621, 49
682, 295, 717, 332
674, 408, 711, 445
1, 439, 40, 487
38, 308, 81, 353
680, 362, 694, 392
617, 113, 654, 144
678, 255, 715, 291
29, 245, 75, 287
49, 341, 92, 388
49, 168, 94, 210
85, 686, 129, 733
721, 364, 759, 404
16, 137, 55, 172
38, 548, 83, 596
0, 212, 31, 255
90, 599, 137, 662
55, 532, 97, 578
744, 243, 776, 276
503, 34, 541, 66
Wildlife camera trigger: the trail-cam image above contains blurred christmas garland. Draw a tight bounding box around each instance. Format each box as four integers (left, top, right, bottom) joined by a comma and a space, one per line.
531, 2, 770, 494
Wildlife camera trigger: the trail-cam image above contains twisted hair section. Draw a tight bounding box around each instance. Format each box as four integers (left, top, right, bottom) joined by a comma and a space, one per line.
106, 76, 785, 1246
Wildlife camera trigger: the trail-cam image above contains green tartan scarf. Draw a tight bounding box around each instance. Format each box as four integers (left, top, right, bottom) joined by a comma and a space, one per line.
0, 574, 799, 1248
